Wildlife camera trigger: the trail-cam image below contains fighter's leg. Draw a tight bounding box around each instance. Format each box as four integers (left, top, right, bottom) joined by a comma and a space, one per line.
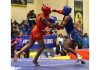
64, 38, 78, 57
33, 39, 45, 66
14, 39, 35, 62
64, 38, 85, 64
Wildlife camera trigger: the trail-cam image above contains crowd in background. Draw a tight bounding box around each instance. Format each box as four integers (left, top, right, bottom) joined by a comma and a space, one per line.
11, 9, 36, 37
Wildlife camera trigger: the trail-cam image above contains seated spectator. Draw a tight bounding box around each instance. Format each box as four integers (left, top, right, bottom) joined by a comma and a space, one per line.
77, 34, 83, 49
56, 41, 62, 55
23, 20, 30, 35
82, 33, 89, 49
20, 20, 28, 35
56, 41, 67, 56
11, 27, 20, 40
75, 21, 83, 49
20, 24, 26, 35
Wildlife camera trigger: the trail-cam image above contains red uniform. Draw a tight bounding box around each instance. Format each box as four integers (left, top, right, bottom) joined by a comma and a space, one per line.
30, 13, 49, 41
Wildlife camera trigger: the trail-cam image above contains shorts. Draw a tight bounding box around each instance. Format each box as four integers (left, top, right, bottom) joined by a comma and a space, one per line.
30, 26, 43, 41
67, 29, 81, 43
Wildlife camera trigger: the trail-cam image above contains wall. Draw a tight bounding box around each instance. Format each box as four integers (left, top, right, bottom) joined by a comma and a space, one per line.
83, 0, 89, 34
11, 0, 37, 23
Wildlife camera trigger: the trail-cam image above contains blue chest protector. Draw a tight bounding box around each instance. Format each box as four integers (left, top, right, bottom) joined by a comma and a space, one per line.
65, 16, 74, 35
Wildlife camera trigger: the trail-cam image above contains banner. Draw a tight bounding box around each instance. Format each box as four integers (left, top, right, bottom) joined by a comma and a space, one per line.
74, 0, 83, 30
11, 0, 27, 7
19, 35, 57, 50
28, 0, 34, 3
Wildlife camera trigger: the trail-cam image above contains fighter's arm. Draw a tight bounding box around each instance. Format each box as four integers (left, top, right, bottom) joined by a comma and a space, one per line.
52, 9, 64, 15
58, 16, 69, 29
41, 17, 56, 28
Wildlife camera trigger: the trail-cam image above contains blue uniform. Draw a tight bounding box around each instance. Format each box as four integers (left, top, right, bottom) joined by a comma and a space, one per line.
65, 16, 81, 43
65, 16, 74, 35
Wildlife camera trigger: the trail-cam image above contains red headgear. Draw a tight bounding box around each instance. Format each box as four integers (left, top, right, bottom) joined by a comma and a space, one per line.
41, 4, 51, 15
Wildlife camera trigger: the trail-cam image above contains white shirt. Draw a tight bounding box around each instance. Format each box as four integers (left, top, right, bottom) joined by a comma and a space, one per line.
56, 37, 64, 45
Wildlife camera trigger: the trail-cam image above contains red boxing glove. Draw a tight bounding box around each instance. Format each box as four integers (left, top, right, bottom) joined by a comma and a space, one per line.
52, 9, 64, 15
56, 10, 64, 14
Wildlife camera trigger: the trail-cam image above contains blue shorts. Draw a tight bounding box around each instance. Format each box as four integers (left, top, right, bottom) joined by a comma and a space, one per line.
67, 29, 81, 43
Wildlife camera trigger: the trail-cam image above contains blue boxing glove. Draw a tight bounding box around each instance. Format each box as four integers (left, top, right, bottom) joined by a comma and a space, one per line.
49, 16, 57, 24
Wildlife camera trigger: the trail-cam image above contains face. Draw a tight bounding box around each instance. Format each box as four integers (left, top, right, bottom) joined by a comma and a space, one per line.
59, 34, 62, 37
31, 10, 34, 12
43, 5, 51, 16
44, 10, 51, 16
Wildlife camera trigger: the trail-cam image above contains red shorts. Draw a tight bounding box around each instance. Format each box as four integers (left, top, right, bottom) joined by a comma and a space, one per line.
30, 26, 43, 41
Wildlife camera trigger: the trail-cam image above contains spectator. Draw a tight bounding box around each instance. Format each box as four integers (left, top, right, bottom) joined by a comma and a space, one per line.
77, 34, 83, 49
82, 33, 89, 49
27, 10, 36, 30
13, 20, 18, 26
56, 41, 62, 55
24, 20, 30, 35
55, 41, 66, 56
50, 28, 57, 35
75, 21, 83, 49
11, 27, 20, 40
56, 34, 64, 45
56, 34, 64, 54
20, 20, 27, 35
15, 35, 23, 57
45, 26, 50, 35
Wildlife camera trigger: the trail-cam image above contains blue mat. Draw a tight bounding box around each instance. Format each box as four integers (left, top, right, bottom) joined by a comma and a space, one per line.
11, 58, 89, 70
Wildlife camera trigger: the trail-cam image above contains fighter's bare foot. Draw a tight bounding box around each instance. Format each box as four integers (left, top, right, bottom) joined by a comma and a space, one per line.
33, 60, 40, 66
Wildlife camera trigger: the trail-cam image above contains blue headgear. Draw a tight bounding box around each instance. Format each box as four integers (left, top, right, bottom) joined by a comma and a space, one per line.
63, 6, 72, 16
49, 16, 57, 23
